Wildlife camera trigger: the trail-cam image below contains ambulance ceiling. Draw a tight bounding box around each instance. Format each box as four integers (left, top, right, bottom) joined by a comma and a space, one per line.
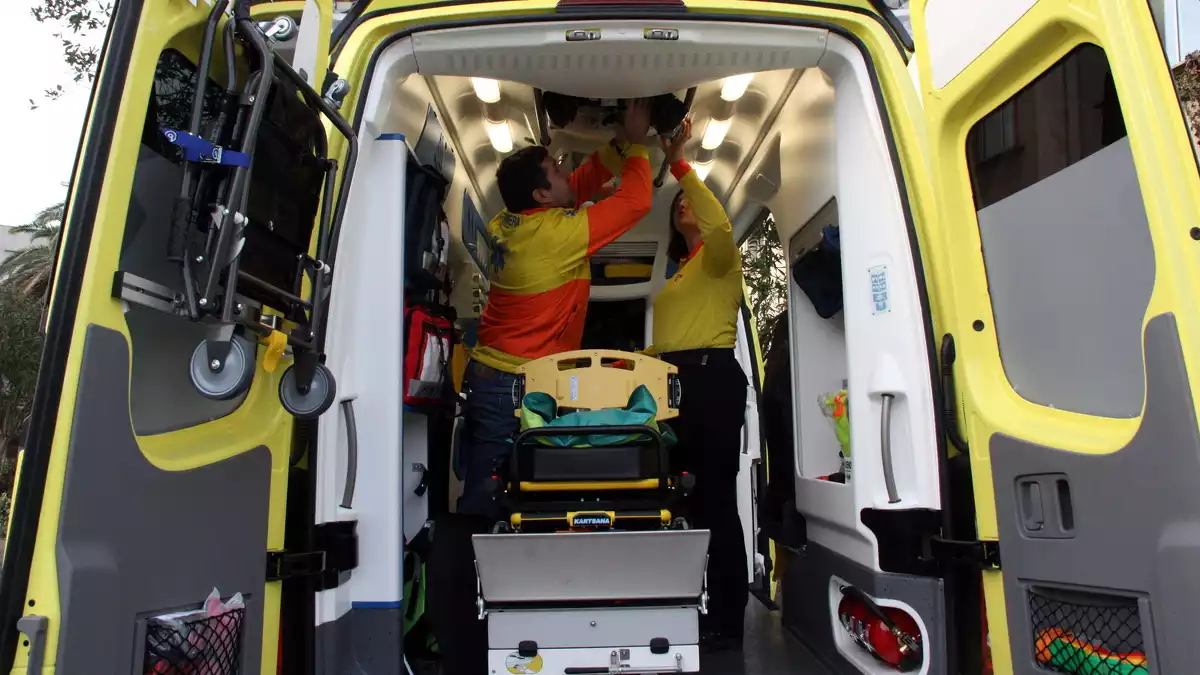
426, 68, 802, 216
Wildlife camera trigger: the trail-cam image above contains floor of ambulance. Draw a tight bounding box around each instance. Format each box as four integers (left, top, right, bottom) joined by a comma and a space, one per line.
702, 599, 833, 675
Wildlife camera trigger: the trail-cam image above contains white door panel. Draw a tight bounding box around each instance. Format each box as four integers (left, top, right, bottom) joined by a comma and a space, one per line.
315, 133, 406, 622
923, 0, 1037, 89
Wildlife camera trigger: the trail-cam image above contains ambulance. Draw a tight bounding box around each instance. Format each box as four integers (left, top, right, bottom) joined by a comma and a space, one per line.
2, 0, 1198, 673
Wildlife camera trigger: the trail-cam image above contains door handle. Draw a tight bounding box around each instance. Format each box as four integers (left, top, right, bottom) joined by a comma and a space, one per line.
1019, 480, 1045, 532
339, 399, 358, 509
880, 394, 901, 504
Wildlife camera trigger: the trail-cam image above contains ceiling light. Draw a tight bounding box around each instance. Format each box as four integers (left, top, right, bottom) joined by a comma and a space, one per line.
701, 118, 732, 150
486, 119, 513, 153
720, 73, 754, 101
471, 77, 501, 103
694, 160, 714, 181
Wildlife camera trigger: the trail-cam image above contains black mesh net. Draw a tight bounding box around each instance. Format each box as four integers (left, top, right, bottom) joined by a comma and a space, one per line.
1028, 588, 1150, 674
143, 607, 245, 675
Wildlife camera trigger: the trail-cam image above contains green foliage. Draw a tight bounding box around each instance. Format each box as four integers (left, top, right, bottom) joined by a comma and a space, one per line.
740, 211, 788, 354
0, 203, 63, 301
1174, 51, 1200, 141
29, 0, 112, 106
0, 285, 44, 459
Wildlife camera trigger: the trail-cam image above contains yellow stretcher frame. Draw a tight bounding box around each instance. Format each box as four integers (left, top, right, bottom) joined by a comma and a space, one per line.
516, 349, 680, 421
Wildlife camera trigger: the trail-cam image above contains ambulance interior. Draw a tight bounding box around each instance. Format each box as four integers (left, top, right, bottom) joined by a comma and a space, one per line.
115, 18, 946, 675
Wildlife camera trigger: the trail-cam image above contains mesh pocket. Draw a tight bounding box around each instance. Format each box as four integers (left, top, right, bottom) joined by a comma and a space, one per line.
143, 607, 245, 675
1029, 587, 1149, 674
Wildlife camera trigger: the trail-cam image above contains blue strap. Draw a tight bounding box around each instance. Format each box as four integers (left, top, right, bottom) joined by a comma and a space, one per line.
161, 128, 250, 167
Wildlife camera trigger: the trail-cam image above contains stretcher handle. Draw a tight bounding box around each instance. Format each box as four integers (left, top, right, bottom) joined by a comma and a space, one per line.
519, 349, 675, 372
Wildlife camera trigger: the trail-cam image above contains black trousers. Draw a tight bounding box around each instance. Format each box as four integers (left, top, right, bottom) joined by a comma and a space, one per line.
663, 348, 750, 638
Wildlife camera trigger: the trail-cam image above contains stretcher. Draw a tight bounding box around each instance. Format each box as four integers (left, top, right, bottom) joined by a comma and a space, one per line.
473, 350, 709, 673
489, 350, 691, 534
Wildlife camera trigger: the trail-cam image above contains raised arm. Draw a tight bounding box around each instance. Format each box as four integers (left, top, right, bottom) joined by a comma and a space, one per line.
671, 160, 738, 276
661, 118, 738, 276
556, 99, 655, 268
582, 145, 653, 255
568, 141, 625, 207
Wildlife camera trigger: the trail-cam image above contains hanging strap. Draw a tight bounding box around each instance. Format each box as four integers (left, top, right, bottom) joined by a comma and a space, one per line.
161, 128, 251, 167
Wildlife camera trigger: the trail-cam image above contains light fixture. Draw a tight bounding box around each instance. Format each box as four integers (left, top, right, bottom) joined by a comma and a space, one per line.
471, 77, 501, 103
693, 160, 714, 181
720, 73, 754, 101
486, 119, 513, 153
701, 118, 732, 150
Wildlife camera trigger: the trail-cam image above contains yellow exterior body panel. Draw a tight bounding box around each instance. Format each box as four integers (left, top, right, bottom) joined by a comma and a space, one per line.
909, 1, 1200, 673
5, 2, 337, 672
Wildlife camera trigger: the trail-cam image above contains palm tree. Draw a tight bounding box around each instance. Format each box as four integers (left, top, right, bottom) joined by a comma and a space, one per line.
1, 203, 63, 299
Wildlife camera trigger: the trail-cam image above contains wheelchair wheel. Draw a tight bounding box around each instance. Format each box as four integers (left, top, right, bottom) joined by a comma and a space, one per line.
491, 521, 513, 534
189, 336, 255, 401
279, 362, 337, 419
671, 517, 690, 531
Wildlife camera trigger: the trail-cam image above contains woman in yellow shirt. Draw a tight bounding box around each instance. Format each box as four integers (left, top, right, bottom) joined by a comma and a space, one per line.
650, 118, 748, 652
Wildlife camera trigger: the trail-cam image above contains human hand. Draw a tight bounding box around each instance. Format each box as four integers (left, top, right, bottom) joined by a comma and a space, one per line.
622, 98, 651, 146
661, 116, 692, 164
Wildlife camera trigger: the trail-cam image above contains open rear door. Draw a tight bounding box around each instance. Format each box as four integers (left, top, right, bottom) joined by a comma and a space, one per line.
0, 1, 341, 673
911, 1, 1200, 673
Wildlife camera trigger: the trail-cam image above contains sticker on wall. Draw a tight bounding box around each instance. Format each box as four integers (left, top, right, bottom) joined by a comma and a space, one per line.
506, 652, 544, 674
868, 264, 890, 315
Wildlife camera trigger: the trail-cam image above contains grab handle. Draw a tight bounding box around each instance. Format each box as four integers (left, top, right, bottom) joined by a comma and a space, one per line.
880, 394, 900, 504
339, 399, 358, 509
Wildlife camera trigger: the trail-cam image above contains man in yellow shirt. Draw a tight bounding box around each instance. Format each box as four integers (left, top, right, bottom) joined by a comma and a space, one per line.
460, 100, 653, 521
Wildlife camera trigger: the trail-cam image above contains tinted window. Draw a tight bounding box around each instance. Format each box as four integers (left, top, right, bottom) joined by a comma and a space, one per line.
968, 45, 1127, 210
965, 44, 1152, 419
141, 49, 226, 162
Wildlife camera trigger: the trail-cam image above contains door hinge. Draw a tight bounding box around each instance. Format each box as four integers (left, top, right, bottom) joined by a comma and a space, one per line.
266, 520, 358, 590
924, 536, 1001, 570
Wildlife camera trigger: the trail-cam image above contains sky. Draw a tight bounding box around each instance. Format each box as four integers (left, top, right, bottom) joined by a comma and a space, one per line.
1, 0, 1199, 226
0, 2, 97, 226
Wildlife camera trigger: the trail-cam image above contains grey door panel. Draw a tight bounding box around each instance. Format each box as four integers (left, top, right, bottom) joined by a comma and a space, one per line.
54, 325, 272, 674
780, 541, 947, 675
991, 313, 1200, 674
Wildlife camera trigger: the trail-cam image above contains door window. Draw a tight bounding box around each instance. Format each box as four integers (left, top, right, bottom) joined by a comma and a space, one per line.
965, 44, 1153, 419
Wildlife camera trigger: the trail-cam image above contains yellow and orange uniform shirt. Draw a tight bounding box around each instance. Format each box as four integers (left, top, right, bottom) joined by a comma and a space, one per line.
472, 143, 653, 373
650, 160, 744, 355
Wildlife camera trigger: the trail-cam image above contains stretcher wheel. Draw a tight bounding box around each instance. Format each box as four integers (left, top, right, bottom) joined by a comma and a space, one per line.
279, 362, 336, 419
189, 336, 255, 400
671, 517, 690, 530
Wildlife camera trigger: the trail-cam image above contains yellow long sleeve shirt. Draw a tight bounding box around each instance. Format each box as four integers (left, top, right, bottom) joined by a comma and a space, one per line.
649, 160, 744, 355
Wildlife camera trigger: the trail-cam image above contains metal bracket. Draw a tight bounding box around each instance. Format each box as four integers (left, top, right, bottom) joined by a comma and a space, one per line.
266, 521, 359, 590
266, 549, 326, 582
324, 79, 350, 110
16, 615, 48, 674
925, 535, 1001, 570
257, 16, 297, 41
475, 560, 488, 619
112, 271, 186, 315
412, 463, 429, 497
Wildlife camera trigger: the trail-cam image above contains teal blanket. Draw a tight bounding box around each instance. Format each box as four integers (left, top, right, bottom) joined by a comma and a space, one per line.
519, 384, 677, 447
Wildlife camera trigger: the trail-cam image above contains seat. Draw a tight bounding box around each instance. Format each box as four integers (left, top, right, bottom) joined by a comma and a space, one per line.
489, 350, 693, 533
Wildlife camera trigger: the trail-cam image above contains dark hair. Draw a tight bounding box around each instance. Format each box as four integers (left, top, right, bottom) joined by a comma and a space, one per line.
497, 145, 551, 214
667, 189, 689, 262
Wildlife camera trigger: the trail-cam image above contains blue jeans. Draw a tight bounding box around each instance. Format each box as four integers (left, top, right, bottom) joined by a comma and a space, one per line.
456, 361, 519, 521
